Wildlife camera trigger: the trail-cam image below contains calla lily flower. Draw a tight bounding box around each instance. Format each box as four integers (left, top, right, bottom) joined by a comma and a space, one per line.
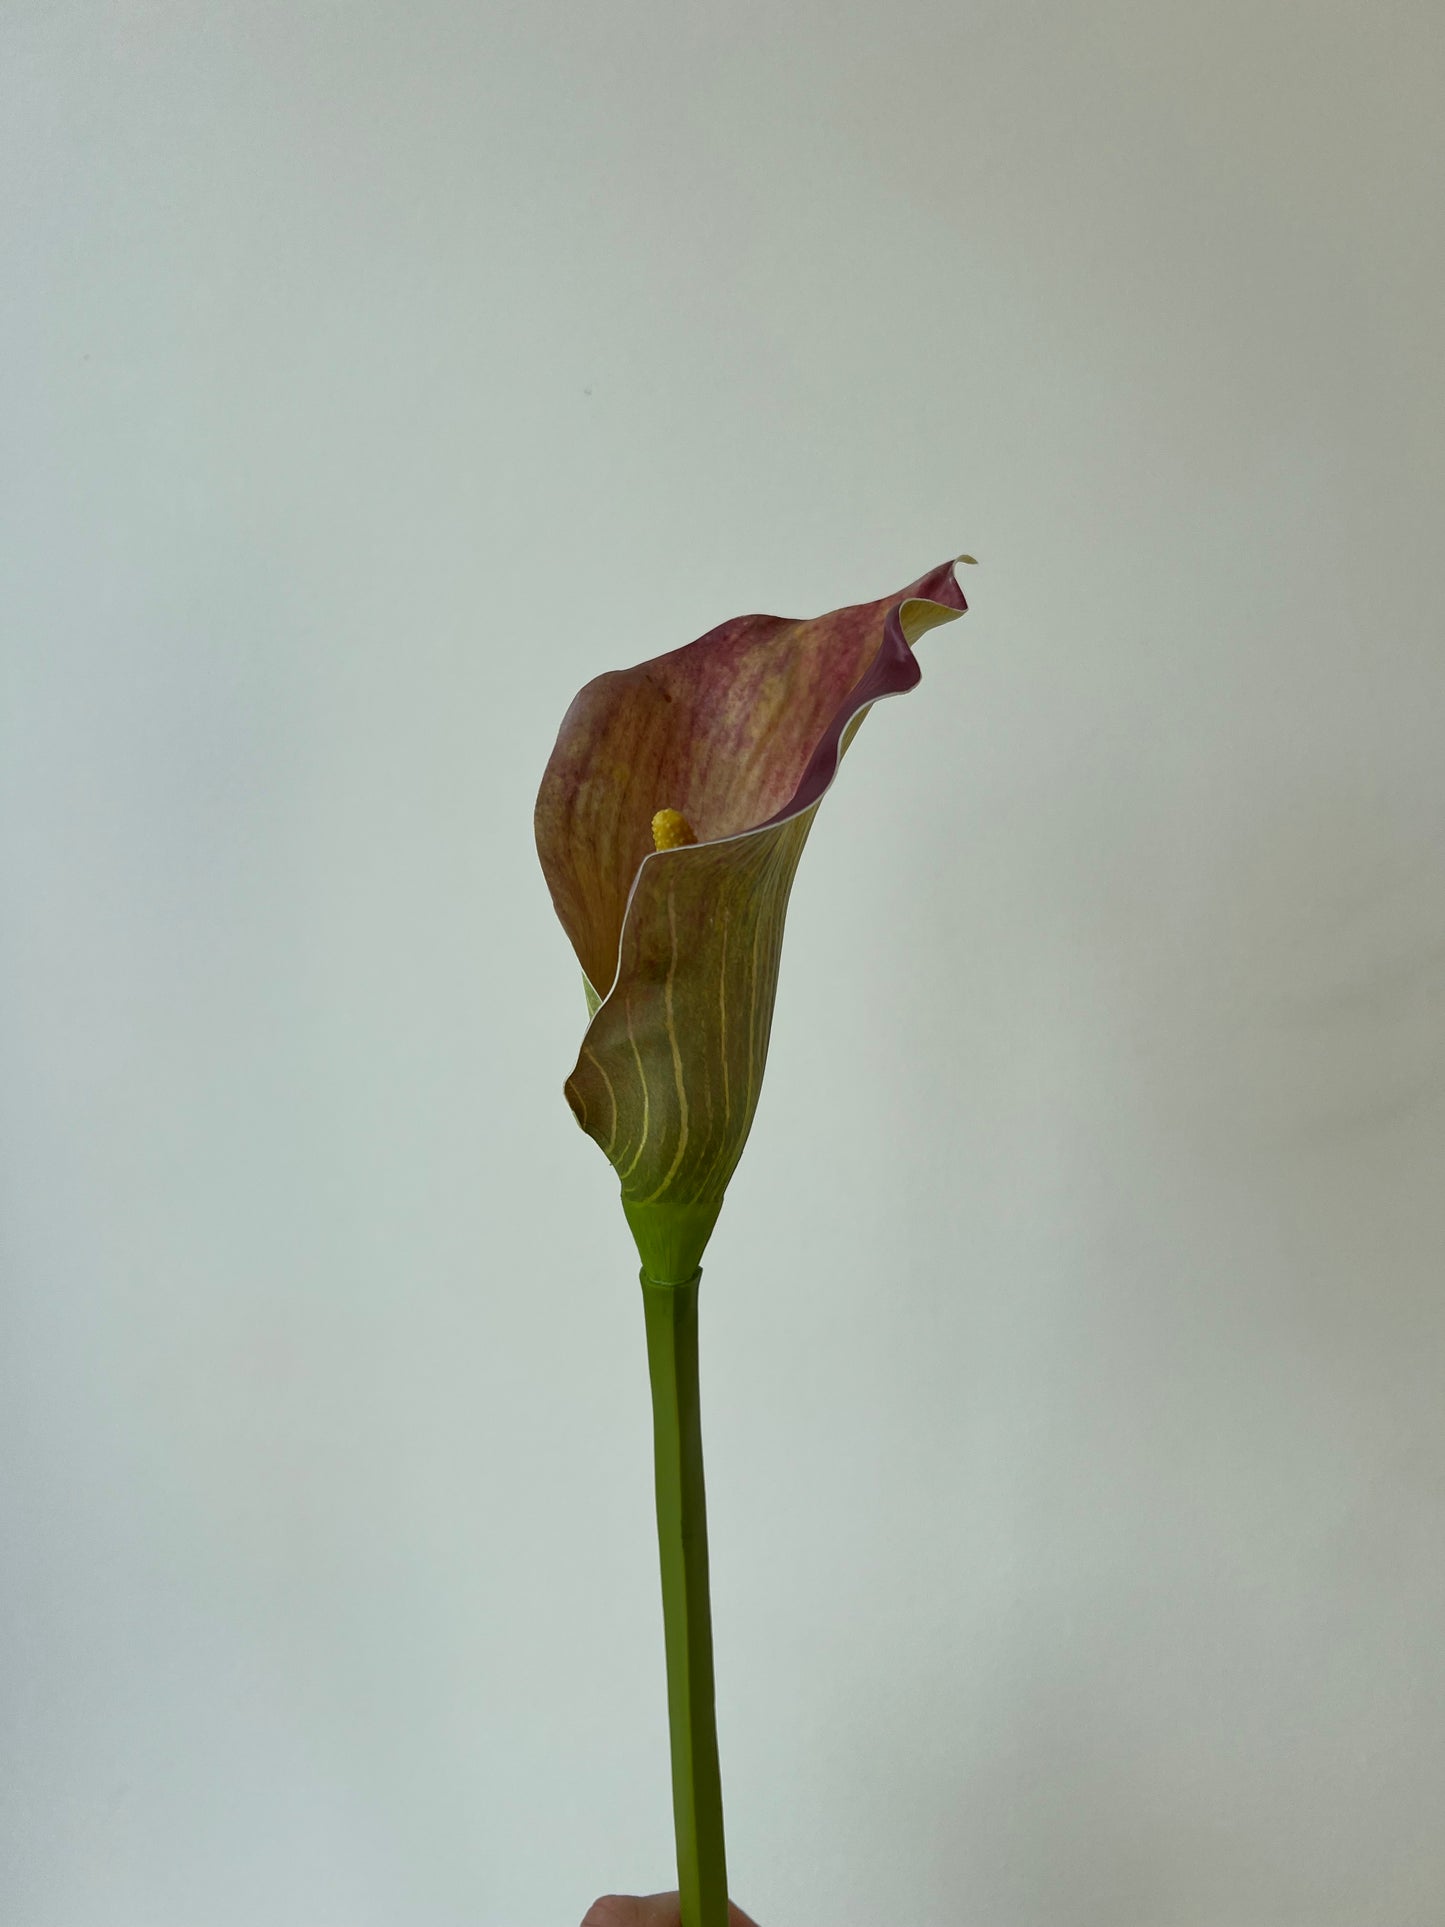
536, 557, 971, 1926
536, 557, 970, 1284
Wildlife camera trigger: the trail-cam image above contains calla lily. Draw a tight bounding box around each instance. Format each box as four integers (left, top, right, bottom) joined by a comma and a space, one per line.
536, 557, 970, 1284
535, 557, 970, 1927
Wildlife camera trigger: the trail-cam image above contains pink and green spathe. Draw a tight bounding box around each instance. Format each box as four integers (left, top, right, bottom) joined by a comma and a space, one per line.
535, 559, 970, 1284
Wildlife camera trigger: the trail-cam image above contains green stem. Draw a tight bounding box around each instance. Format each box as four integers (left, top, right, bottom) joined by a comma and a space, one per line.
640, 1269, 729, 1927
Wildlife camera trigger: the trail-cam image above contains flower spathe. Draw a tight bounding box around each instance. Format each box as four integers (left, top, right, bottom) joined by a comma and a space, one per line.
535, 558, 969, 1282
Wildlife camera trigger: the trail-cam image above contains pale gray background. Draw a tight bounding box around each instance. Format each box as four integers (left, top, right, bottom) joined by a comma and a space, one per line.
3, 4, 1443, 1924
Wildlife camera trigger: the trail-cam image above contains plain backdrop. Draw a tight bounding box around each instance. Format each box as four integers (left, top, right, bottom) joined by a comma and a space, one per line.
4, 4, 1444, 1924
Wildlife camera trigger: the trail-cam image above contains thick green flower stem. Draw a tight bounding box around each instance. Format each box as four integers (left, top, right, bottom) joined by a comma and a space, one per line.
640, 1268, 729, 1927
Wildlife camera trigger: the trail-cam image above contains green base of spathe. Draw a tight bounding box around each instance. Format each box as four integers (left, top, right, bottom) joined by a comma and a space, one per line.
624, 1197, 724, 1287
